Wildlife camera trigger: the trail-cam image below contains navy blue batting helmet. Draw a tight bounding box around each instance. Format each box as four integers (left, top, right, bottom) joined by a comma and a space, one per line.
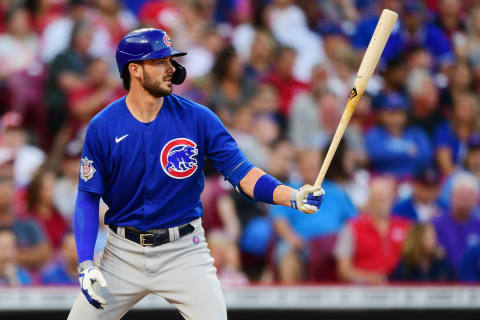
115, 28, 187, 84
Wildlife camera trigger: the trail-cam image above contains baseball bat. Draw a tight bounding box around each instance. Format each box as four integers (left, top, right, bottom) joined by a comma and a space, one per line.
314, 9, 398, 188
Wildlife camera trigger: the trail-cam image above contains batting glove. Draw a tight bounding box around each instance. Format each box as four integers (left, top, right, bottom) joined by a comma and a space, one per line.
291, 184, 325, 214
78, 260, 108, 310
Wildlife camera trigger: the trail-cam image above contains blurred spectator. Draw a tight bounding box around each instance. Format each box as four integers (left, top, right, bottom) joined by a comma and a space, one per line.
265, 0, 326, 82
460, 242, 480, 282
405, 46, 434, 71
208, 231, 248, 288
53, 145, 81, 222
288, 65, 328, 149
40, 0, 91, 63
270, 148, 356, 283
229, 105, 268, 169
433, 172, 480, 273
366, 91, 432, 180
40, 231, 78, 285
381, 55, 407, 93
289, 89, 342, 151
465, 6, 480, 78
0, 174, 51, 270
137, 0, 180, 33
434, 93, 479, 176
433, 0, 466, 47
0, 4, 41, 80
0, 111, 46, 188
182, 27, 224, 79
355, 1, 453, 66
262, 46, 309, 117
90, 0, 137, 59
438, 134, 480, 212
209, 46, 255, 127
26, 169, 69, 249
335, 176, 410, 284
406, 68, 443, 137
67, 57, 124, 131
390, 223, 455, 282
0, 227, 31, 286
201, 172, 240, 243
44, 19, 93, 137
26, 0, 63, 34
393, 167, 442, 222
439, 62, 474, 116
242, 28, 276, 84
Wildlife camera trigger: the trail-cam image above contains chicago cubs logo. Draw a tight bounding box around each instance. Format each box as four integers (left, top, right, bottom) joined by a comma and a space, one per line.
161, 138, 198, 179
163, 34, 172, 47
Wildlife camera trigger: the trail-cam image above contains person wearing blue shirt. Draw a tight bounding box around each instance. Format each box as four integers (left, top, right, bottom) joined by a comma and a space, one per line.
460, 243, 480, 282
393, 167, 442, 222
434, 93, 478, 176
353, 1, 453, 66
0, 228, 32, 286
41, 232, 78, 285
366, 91, 432, 180
67, 28, 325, 320
271, 147, 356, 283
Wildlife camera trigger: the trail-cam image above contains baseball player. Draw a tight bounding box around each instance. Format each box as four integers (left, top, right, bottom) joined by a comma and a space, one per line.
67, 28, 324, 320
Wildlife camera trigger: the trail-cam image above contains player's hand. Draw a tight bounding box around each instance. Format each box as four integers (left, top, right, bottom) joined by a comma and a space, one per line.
291, 184, 325, 214
78, 261, 108, 310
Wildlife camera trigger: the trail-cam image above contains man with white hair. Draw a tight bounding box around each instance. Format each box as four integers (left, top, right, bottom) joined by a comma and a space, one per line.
433, 172, 480, 273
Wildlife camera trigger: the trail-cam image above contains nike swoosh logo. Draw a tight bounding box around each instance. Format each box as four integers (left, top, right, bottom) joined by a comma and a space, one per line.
115, 134, 129, 143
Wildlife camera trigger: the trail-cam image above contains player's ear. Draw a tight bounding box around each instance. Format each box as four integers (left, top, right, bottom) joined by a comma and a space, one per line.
129, 62, 143, 79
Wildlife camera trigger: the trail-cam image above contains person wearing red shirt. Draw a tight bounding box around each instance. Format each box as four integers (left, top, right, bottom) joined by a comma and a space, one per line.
26, 169, 69, 249
262, 46, 309, 117
334, 176, 410, 284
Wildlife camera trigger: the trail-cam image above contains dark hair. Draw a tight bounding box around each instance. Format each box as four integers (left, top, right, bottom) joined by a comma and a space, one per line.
26, 169, 56, 212
211, 46, 237, 82
121, 60, 143, 90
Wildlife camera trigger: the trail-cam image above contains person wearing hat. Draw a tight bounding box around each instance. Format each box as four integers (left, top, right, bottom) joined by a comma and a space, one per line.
392, 167, 442, 222
365, 91, 433, 180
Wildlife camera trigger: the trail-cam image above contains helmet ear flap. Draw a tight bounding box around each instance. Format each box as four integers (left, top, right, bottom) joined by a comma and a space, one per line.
171, 60, 186, 85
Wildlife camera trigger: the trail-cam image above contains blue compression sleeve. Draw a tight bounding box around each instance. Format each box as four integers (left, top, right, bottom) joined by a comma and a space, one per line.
74, 190, 101, 264
253, 174, 282, 204
224, 159, 254, 187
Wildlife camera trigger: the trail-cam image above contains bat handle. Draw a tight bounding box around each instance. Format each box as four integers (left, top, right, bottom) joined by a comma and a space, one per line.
313, 98, 358, 188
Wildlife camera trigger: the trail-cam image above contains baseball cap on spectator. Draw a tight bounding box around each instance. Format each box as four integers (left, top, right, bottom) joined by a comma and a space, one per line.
404, 0, 424, 14
414, 166, 440, 186
467, 134, 480, 151
372, 92, 409, 111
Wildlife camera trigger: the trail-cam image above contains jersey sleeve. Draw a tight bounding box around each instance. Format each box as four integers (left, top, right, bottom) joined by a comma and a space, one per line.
78, 120, 106, 195
201, 108, 251, 185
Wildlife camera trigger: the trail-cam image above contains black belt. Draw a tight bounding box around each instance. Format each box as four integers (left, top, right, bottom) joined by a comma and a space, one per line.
109, 224, 195, 247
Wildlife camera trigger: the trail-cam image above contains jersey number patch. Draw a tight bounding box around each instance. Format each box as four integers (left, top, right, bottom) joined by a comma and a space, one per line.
160, 138, 198, 179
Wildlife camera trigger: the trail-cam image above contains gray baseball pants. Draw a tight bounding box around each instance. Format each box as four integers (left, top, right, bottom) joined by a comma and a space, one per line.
67, 218, 227, 319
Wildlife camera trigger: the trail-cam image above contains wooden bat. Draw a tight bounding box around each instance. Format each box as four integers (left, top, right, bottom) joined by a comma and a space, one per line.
314, 9, 398, 188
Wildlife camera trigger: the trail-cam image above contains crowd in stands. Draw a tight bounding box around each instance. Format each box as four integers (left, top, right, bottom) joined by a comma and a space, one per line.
1, 0, 480, 287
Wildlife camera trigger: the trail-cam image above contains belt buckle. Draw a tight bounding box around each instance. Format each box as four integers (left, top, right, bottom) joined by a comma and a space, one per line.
140, 233, 154, 246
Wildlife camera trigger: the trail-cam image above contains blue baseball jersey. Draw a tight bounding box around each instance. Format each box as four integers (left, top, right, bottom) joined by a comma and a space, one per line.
78, 94, 248, 231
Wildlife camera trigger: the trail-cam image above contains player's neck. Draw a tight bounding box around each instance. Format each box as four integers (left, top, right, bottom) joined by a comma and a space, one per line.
125, 90, 163, 123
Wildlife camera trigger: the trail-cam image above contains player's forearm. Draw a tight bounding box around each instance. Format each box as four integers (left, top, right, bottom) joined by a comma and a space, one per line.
238, 168, 294, 206
273, 185, 296, 207
74, 190, 101, 264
